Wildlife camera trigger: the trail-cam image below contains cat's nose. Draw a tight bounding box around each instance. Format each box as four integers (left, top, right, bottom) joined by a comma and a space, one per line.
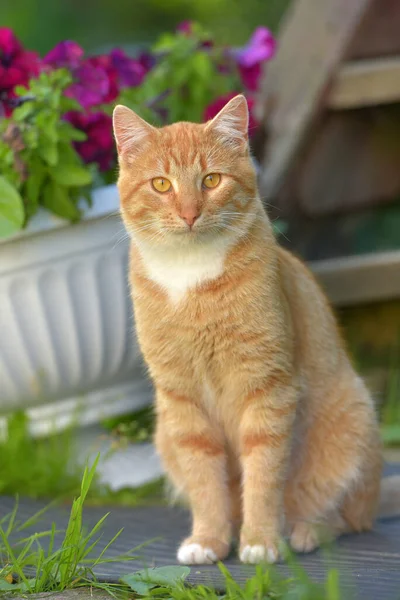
180, 208, 200, 227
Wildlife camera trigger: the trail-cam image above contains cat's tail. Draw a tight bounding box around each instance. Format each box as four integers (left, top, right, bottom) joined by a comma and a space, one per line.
378, 475, 400, 518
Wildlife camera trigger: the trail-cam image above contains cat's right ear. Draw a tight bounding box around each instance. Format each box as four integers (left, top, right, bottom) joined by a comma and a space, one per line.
112, 105, 155, 158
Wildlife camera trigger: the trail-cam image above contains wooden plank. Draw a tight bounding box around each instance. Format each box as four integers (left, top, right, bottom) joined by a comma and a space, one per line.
295, 107, 400, 216
256, 0, 372, 202
347, 0, 400, 59
328, 57, 400, 109
310, 250, 400, 306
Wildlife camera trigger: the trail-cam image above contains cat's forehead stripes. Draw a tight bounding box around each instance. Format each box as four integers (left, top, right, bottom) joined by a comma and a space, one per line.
157, 124, 213, 172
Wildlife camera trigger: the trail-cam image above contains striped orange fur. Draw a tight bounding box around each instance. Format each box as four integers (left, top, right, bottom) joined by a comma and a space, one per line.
113, 95, 398, 566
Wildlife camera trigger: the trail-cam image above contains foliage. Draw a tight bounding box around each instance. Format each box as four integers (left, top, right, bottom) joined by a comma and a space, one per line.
0, 411, 86, 499
0, 457, 138, 595
0, 472, 346, 600
0, 23, 276, 238
103, 405, 155, 446
117, 25, 237, 125
122, 566, 190, 595
0, 69, 92, 236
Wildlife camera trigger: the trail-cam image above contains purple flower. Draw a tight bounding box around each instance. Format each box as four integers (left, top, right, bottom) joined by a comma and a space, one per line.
66, 110, 114, 171
109, 48, 148, 88
234, 27, 276, 91
65, 61, 112, 108
43, 40, 84, 69
236, 27, 276, 67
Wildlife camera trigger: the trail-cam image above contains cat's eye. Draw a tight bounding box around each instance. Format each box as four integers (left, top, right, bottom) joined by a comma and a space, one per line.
152, 177, 172, 193
203, 173, 221, 189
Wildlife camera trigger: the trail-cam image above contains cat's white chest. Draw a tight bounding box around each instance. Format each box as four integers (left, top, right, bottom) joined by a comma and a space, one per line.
136, 239, 230, 303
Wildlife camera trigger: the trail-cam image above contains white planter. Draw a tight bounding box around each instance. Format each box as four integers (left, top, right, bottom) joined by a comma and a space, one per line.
0, 184, 152, 436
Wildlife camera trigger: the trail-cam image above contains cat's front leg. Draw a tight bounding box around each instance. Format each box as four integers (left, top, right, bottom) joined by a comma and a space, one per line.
239, 379, 297, 564
155, 387, 232, 564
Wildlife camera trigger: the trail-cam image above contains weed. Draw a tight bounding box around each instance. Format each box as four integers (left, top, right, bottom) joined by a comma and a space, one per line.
0, 456, 137, 595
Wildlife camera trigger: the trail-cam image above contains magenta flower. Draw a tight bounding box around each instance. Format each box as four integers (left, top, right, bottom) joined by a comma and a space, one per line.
177, 21, 193, 35
0, 28, 40, 115
45, 42, 117, 109
44, 42, 151, 109
65, 61, 113, 109
234, 26, 276, 91
43, 40, 84, 69
66, 111, 114, 171
204, 92, 258, 136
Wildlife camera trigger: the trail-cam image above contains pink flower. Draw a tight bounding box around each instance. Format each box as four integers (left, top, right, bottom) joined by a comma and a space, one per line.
0, 28, 40, 114
234, 27, 276, 91
204, 92, 258, 136
66, 111, 114, 171
177, 21, 193, 35
43, 40, 84, 69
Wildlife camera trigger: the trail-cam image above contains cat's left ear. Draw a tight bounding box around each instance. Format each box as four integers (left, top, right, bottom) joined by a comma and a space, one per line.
113, 104, 156, 158
206, 94, 249, 151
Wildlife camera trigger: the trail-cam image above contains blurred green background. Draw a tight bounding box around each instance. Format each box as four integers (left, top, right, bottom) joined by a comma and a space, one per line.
1, 0, 290, 53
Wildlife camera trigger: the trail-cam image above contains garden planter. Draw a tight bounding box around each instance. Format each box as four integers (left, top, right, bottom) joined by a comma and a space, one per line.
0, 184, 152, 436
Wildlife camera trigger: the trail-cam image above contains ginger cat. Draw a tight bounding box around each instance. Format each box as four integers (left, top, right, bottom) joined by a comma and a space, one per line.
113, 95, 400, 565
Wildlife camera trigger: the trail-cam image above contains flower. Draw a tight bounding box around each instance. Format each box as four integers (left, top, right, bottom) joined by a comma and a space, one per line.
177, 21, 193, 35
66, 111, 114, 171
109, 48, 150, 88
204, 92, 258, 136
0, 28, 40, 115
45, 42, 116, 109
234, 26, 276, 91
43, 40, 84, 69
44, 42, 151, 109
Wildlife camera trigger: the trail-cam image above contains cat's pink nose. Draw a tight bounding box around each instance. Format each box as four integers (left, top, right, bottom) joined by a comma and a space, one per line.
180, 208, 199, 227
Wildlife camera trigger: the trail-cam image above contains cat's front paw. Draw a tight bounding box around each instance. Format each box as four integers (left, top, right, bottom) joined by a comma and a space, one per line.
239, 535, 280, 564
177, 536, 230, 565
289, 521, 320, 553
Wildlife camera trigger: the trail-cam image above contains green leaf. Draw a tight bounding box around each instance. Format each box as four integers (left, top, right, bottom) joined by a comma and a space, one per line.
13, 101, 35, 121
121, 566, 190, 594
50, 163, 92, 187
38, 139, 58, 166
0, 176, 25, 238
24, 159, 46, 216
0, 580, 17, 591
14, 85, 27, 96
59, 121, 87, 142
59, 96, 82, 112
41, 180, 81, 221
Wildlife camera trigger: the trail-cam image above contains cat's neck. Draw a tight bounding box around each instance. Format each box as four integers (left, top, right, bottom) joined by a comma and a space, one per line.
133, 233, 236, 304
132, 208, 273, 304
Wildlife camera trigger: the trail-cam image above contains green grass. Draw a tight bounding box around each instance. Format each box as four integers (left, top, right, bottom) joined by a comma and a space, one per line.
0, 409, 165, 507
0, 456, 348, 599
0, 411, 86, 499
0, 456, 138, 596
123, 561, 344, 599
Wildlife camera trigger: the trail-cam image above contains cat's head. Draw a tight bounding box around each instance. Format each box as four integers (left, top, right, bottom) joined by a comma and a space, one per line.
113, 95, 258, 248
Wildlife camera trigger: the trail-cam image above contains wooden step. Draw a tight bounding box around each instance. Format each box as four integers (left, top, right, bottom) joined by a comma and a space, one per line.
329, 57, 400, 109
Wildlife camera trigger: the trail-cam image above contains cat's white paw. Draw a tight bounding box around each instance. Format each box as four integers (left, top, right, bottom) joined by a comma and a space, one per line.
177, 543, 218, 565
240, 544, 279, 564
